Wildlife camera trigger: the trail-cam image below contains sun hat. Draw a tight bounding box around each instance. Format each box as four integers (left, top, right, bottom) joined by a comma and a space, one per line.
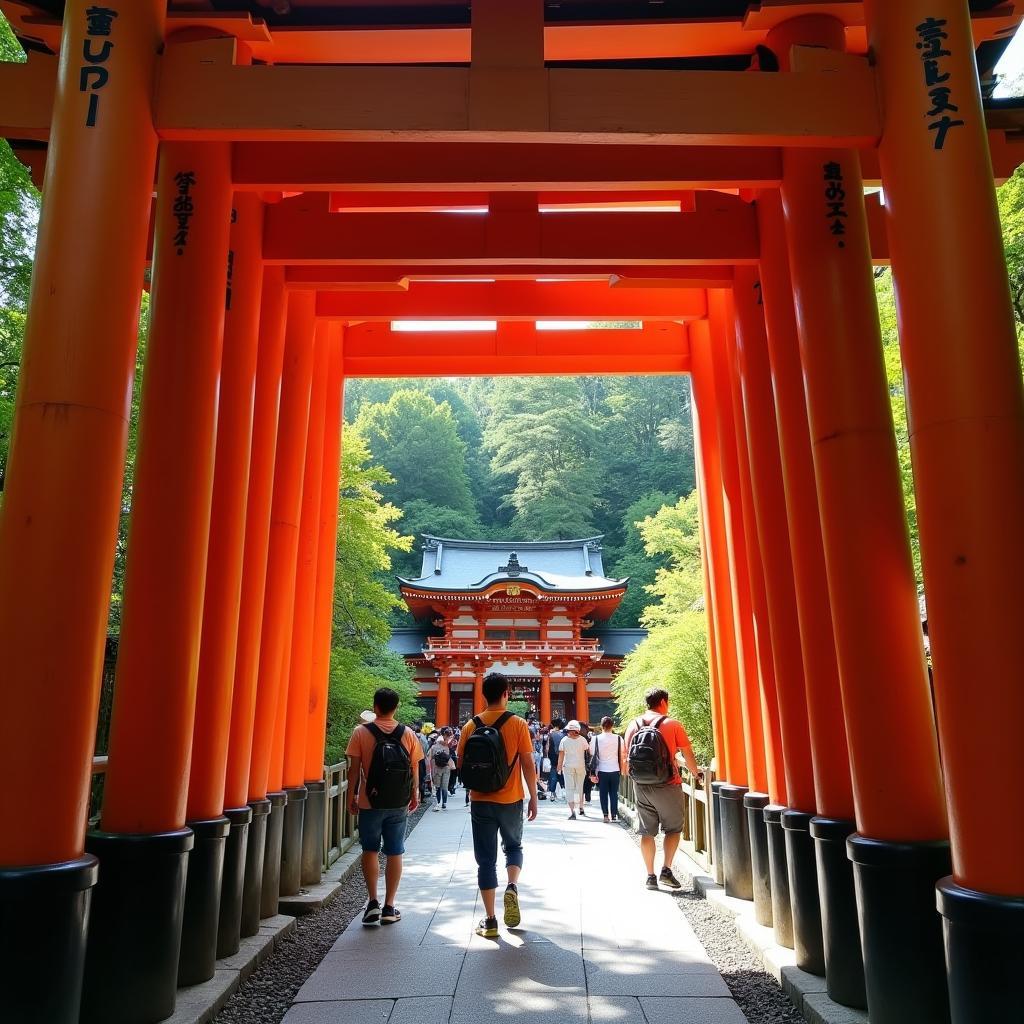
566, 720, 581, 732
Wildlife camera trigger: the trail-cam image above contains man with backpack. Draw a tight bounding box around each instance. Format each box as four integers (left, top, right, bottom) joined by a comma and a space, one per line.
346, 687, 423, 926
624, 687, 702, 891
428, 728, 454, 810
456, 673, 538, 938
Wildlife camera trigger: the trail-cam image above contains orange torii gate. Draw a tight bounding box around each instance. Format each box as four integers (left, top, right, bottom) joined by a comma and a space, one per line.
0, 3, 1022, 1024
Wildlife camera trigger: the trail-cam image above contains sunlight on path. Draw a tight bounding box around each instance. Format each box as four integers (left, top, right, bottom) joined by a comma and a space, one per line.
284, 796, 748, 1024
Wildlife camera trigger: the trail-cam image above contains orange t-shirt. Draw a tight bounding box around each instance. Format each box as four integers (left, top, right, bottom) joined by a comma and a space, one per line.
345, 719, 423, 811
623, 713, 693, 787
457, 709, 533, 804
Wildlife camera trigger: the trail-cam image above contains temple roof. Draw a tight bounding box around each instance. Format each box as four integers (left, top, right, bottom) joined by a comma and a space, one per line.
397, 535, 627, 595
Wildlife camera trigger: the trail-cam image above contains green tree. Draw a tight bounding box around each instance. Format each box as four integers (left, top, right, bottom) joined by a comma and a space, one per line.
354, 389, 478, 518
484, 377, 602, 537
612, 493, 712, 764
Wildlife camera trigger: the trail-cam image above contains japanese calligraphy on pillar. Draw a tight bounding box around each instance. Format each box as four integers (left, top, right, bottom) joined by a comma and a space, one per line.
823, 162, 848, 249
79, 7, 118, 128
173, 172, 197, 255
916, 17, 965, 150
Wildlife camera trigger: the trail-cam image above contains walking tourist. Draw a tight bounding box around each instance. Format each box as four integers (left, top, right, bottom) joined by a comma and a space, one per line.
624, 687, 702, 890
446, 728, 459, 796
557, 720, 590, 820
590, 716, 626, 821
546, 718, 565, 800
428, 729, 453, 810
417, 724, 432, 801
457, 672, 538, 938
346, 687, 422, 926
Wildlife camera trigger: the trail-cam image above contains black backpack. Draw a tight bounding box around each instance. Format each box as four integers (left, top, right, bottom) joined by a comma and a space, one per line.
432, 746, 452, 768
363, 723, 413, 809
460, 712, 518, 793
627, 716, 674, 785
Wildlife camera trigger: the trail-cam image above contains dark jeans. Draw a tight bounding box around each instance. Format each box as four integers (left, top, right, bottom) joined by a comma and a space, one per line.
598, 771, 621, 818
470, 799, 524, 891
547, 768, 563, 795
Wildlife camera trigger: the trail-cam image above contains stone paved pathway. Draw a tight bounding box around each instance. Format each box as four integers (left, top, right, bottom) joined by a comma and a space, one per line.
285, 794, 750, 1024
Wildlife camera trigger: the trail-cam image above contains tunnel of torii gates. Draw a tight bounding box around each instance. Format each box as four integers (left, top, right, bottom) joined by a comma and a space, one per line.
1, 1, 1024, 1023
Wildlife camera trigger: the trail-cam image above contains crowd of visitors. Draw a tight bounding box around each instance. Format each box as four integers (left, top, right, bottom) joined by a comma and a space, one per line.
345, 677, 702, 937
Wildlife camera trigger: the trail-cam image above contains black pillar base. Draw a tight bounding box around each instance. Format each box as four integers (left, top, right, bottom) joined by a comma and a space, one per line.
260, 791, 287, 918
0, 855, 98, 1024
81, 828, 194, 1024
301, 780, 326, 887
937, 877, 1024, 1024
240, 798, 270, 937
178, 816, 230, 986
811, 816, 866, 1009
765, 805, 794, 949
710, 782, 725, 885
848, 834, 951, 1024
280, 785, 308, 897
782, 809, 825, 975
217, 806, 252, 959
720, 784, 753, 901
744, 792, 772, 927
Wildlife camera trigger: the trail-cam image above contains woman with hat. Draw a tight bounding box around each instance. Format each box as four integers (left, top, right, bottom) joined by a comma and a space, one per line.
556, 720, 590, 821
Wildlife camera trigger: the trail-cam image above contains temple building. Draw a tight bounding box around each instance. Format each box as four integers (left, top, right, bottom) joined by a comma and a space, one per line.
389, 536, 646, 726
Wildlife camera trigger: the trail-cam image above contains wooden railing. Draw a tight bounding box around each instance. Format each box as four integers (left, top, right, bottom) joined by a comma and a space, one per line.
323, 759, 357, 868
424, 637, 602, 654
619, 765, 716, 874
88, 754, 357, 874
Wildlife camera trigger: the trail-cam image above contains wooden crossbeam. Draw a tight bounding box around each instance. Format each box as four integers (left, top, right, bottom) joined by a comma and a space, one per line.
339, 321, 690, 378
315, 281, 706, 322
262, 193, 760, 266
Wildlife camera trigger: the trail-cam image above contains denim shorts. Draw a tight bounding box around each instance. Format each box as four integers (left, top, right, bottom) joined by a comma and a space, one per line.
357, 807, 408, 856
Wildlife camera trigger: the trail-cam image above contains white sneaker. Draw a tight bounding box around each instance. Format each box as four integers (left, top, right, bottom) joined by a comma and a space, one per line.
442, 805, 448, 811
433, 805, 440, 812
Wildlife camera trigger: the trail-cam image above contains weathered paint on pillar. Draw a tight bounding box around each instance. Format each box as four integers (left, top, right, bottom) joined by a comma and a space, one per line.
539, 673, 552, 725
304, 325, 345, 783
733, 265, 817, 813
865, 0, 1024, 896
708, 291, 769, 795
248, 291, 316, 802
727, 289, 788, 806
187, 194, 265, 822
436, 672, 450, 728
102, 142, 233, 834
770, 16, 947, 842
282, 325, 331, 790
690, 318, 748, 787
0, 0, 165, 865
223, 268, 288, 811
575, 673, 590, 726
756, 191, 855, 821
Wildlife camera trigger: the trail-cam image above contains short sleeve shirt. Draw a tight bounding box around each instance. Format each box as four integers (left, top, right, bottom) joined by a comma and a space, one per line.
345, 719, 423, 810
457, 710, 533, 804
623, 713, 692, 787
559, 734, 590, 769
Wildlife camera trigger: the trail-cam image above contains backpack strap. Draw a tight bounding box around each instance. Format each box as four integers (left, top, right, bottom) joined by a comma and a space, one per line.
471, 715, 484, 730
493, 711, 515, 731
364, 722, 403, 744
653, 716, 668, 729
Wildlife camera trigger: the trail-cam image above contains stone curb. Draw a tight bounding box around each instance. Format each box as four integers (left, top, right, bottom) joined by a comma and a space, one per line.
166, 914, 296, 1024
277, 845, 362, 917
684, 855, 870, 1024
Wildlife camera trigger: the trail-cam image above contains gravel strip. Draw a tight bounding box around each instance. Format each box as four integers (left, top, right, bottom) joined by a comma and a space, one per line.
214, 802, 429, 1024
620, 818, 803, 1024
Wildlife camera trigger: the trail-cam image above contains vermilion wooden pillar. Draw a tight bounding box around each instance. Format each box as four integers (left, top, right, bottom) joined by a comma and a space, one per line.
690, 315, 754, 903
303, 325, 346, 787
696, 500, 727, 784
707, 292, 769, 798
279, 324, 330, 898
575, 673, 590, 727
735, 264, 836, 971
436, 672, 451, 728
0, 4, 163, 1020
184, 193, 265, 972
88, 141, 232, 1024
249, 290, 316, 917
769, 16, 949, 1022
222, 266, 288, 936
539, 673, 552, 725
864, 3, 1024, 1018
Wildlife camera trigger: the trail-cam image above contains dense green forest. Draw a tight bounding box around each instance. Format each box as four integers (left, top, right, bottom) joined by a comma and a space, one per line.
3, 11, 1024, 761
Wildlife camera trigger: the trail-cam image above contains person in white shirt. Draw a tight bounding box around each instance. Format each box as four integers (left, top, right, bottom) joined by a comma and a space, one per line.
556, 721, 591, 820
589, 716, 627, 822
